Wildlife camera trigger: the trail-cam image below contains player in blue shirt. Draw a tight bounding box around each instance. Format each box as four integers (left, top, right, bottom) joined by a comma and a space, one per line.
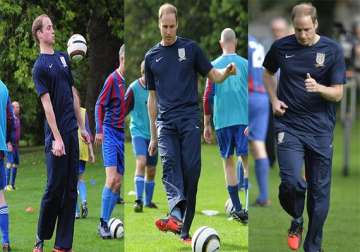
263, 4, 345, 252
0, 80, 15, 252
125, 60, 158, 213
95, 44, 126, 239
203, 28, 248, 223
146, 3, 236, 244
31, 14, 90, 252
248, 35, 271, 207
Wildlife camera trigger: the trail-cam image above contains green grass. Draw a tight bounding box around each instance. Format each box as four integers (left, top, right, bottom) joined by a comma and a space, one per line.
6, 147, 123, 252
5, 144, 246, 251
123, 144, 247, 252
249, 123, 360, 252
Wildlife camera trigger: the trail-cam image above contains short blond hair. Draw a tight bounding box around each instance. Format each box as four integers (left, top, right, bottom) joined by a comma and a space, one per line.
291, 3, 317, 24
158, 3, 177, 21
32, 14, 49, 44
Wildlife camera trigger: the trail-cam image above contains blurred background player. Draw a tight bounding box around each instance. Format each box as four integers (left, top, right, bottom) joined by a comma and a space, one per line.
203, 28, 248, 223
5, 101, 20, 191
73, 89, 95, 219
0, 79, 14, 252
146, 3, 236, 244
95, 44, 125, 239
248, 35, 271, 207
125, 60, 158, 213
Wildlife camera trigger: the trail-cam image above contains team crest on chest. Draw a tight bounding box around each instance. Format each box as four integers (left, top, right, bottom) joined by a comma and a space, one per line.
315, 52, 325, 67
178, 48, 186, 62
60, 56, 68, 68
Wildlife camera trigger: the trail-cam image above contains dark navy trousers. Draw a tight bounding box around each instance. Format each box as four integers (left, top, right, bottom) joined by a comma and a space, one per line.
37, 130, 79, 249
277, 130, 333, 252
157, 117, 201, 238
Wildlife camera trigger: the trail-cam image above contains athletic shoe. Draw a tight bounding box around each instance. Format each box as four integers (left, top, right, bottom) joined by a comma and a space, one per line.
52, 249, 74, 252
155, 216, 182, 235
117, 196, 125, 204
75, 211, 80, 219
81, 201, 88, 218
231, 209, 248, 224
252, 199, 271, 207
98, 218, 112, 239
180, 236, 192, 245
287, 219, 303, 250
2, 243, 10, 252
144, 202, 158, 209
134, 200, 143, 213
32, 238, 44, 252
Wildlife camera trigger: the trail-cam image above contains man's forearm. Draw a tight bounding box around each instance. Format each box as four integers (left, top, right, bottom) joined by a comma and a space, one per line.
204, 114, 211, 127
148, 91, 157, 140
41, 94, 62, 140
263, 69, 278, 103
208, 68, 229, 84
73, 87, 85, 130
318, 84, 343, 102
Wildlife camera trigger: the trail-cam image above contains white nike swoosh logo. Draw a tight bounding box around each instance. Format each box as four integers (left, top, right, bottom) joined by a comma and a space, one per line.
49, 64, 53, 68
155, 57, 163, 62
285, 54, 295, 58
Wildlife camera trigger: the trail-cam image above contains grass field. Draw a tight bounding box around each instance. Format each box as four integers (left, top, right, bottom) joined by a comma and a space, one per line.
5, 143, 246, 252
249, 123, 360, 252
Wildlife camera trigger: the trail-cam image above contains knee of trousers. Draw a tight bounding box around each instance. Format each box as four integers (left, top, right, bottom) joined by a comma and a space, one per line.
279, 181, 305, 208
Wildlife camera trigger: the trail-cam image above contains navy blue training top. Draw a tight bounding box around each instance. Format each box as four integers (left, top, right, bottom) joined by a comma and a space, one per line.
145, 37, 213, 121
32, 51, 77, 138
263, 35, 346, 136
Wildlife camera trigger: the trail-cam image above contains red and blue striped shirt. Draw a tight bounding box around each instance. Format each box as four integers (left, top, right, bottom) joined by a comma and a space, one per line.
95, 70, 126, 133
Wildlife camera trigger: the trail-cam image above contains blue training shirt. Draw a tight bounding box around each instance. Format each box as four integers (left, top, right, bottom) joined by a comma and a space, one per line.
32, 51, 78, 138
145, 37, 213, 121
263, 35, 346, 136
204, 53, 248, 130
125, 78, 151, 139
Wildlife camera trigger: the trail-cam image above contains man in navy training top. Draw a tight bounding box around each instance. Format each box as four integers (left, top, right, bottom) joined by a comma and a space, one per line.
263, 3, 345, 252
31, 14, 90, 252
145, 3, 237, 244
95, 44, 126, 239
125, 60, 158, 213
203, 28, 249, 224
0, 79, 15, 252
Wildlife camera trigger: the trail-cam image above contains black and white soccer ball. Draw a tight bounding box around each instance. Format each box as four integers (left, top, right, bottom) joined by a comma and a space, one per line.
224, 198, 234, 216
109, 218, 124, 239
67, 34, 87, 61
192, 226, 220, 252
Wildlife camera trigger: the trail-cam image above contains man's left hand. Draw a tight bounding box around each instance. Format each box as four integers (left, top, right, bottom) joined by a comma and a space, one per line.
80, 129, 90, 144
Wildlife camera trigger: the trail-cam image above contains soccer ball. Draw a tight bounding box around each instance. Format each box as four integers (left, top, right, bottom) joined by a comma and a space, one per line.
224, 198, 234, 216
192, 226, 220, 252
109, 218, 124, 239
67, 34, 87, 61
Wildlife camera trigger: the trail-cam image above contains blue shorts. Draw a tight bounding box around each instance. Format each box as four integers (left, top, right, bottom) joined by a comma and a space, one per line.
79, 160, 86, 174
6, 148, 19, 165
132, 136, 158, 167
102, 126, 125, 175
215, 125, 248, 159
249, 92, 269, 141
0, 156, 5, 190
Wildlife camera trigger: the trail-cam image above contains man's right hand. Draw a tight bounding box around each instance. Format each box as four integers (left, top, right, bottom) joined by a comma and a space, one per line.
52, 138, 66, 156
148, 138, 158, 156
203, 125, 212, 144
94, 133, 103, 145
272, 98, 288, 116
